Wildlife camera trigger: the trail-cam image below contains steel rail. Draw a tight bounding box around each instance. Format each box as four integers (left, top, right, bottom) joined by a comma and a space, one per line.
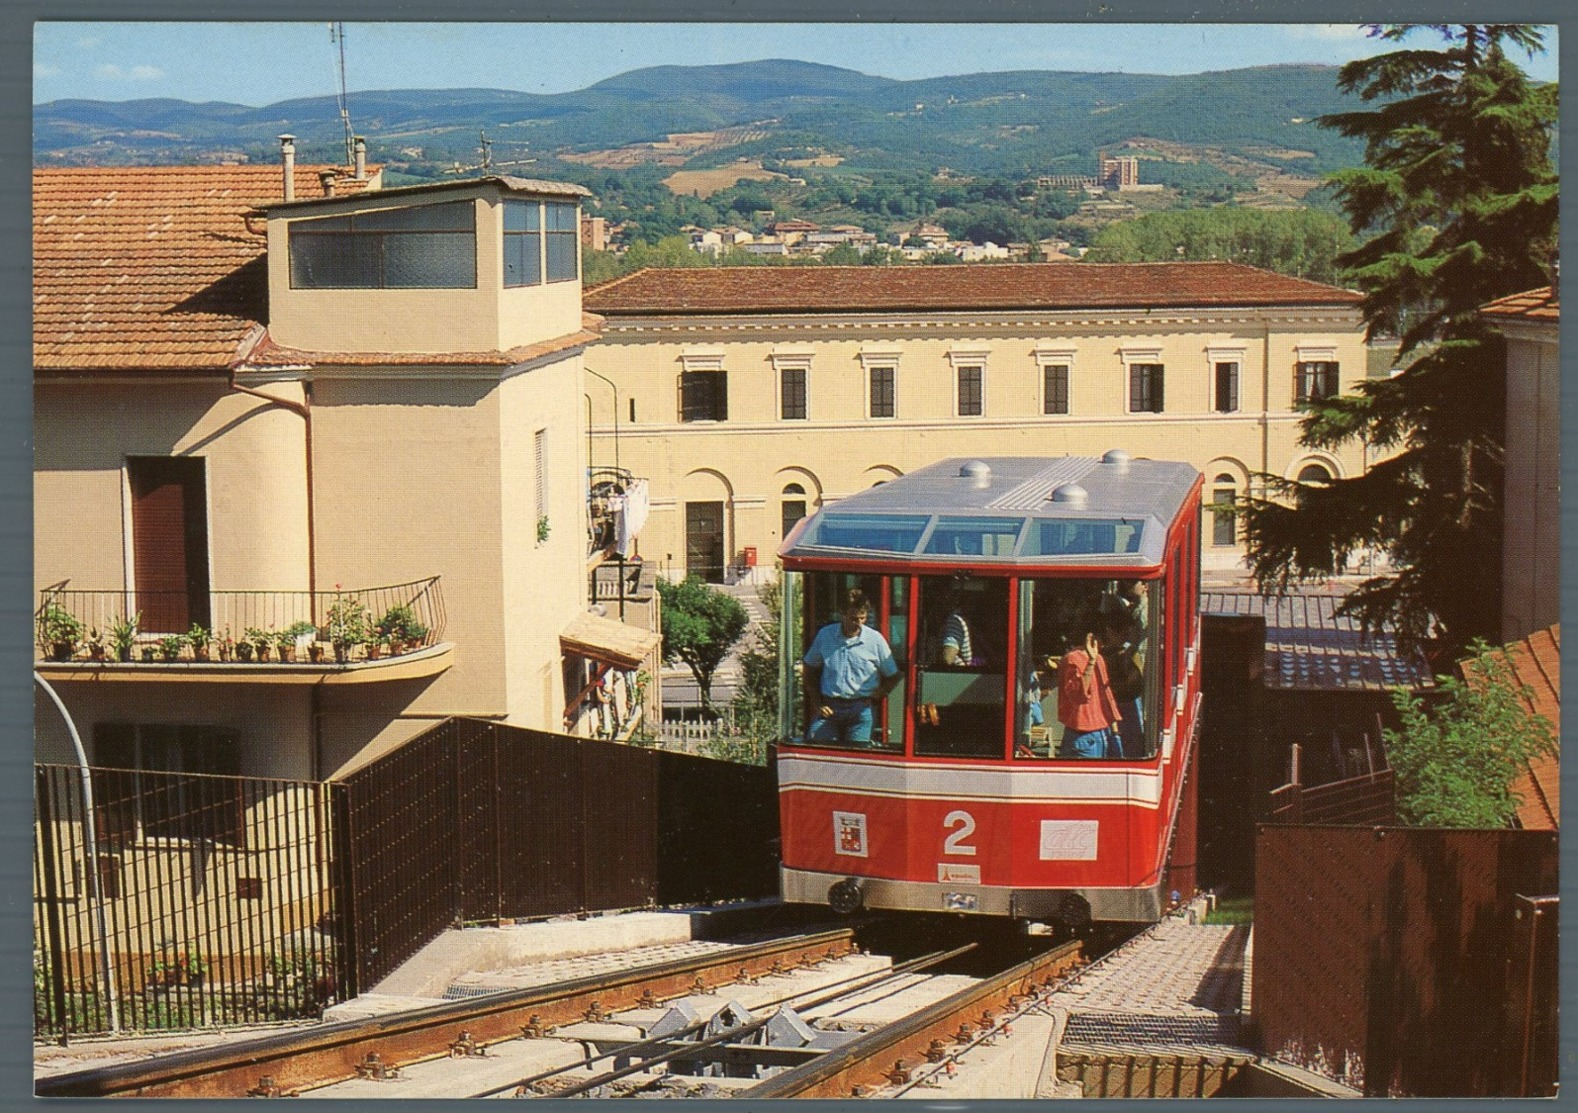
509, 942, 978, 1099
743, 938, 1085, 1099
36, 927, 859, 1099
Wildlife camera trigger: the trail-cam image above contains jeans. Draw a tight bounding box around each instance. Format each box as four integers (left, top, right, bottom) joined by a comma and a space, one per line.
808, 697, 874, 744
1059, 726, 1118, 759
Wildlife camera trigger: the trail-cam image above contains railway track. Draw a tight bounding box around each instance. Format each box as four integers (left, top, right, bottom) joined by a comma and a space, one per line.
37, 923, 1094, 1100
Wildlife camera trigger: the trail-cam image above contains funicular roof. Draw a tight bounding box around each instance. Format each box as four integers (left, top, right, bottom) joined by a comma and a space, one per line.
781, 454, 1200, 568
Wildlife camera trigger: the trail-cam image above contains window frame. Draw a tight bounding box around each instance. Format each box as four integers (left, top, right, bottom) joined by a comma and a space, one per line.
956, 365, 985, 417
680, 370, 728, 423
1043, 364, 1070, 415
1214, 362, 1240, 413
503, 199, 543, 288
868, 364, 896, 419
1128, 363, 1166, 414
288, 200, 478, 290
544, 201, 580, 283
780, 366, 808, 421
1295, 361, 1340, 404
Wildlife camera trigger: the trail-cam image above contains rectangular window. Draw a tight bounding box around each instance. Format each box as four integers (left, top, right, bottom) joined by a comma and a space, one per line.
1296, 361, 1340, 403
957, 366, 983, 416
781, 367, 807, 420
92, 723, 243, 846
545, 202, 580, 282
1129, 364, 1165, 413
1212, 485, 1237, 546
128, 456, 210, 634
680, 371, 728, 422
289, 200, 477, 289
1214, 362, 1240, 413
534, 429, 548, 541
1043, 365, 1070, 415
869, 366, 895, 418
504, 200, 542, 287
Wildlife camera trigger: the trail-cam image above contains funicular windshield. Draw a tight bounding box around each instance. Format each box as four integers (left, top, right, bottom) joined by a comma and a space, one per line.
781, 569, 1162, 761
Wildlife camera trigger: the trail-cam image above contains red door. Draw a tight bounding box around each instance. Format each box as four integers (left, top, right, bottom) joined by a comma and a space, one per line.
129, 457, 210, 634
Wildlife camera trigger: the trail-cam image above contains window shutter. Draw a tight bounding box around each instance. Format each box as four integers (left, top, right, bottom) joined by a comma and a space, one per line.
129, 458, 210, 633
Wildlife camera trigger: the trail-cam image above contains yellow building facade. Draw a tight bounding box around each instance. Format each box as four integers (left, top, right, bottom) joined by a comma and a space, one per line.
584, 263, 1370, 580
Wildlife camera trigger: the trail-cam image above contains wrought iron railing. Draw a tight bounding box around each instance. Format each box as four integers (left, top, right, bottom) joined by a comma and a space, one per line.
35, 578, 445, 664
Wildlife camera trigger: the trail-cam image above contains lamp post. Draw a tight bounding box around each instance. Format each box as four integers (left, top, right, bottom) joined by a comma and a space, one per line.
34, 672, 119, 1033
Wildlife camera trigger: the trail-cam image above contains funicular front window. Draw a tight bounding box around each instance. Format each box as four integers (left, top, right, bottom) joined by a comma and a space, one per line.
785, 571, 909, 752
1014, 578, 1160, 761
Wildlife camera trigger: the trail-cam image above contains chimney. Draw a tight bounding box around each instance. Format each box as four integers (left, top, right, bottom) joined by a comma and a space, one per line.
319, 170, 338, 197
353, 136, 367, 181
279, 135, 296, 202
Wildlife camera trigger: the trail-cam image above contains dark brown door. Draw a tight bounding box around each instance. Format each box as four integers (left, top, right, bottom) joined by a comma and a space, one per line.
129, 457, 210, 633
685, 501, 725, 583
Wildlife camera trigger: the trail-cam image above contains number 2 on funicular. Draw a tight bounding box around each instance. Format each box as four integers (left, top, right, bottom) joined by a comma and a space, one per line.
942, 809, 978, 856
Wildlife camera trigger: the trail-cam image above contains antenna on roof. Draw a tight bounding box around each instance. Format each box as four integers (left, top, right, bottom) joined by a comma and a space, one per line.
330, 22, 356, 169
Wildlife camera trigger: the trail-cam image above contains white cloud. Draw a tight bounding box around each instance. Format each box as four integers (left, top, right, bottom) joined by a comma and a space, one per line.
76, 36, 100, 49
34, 62, 60, 79
95, 63, 165, 81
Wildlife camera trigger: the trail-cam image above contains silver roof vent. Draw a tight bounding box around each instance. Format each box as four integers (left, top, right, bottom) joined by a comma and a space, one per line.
959, 460, 992, 488
1102, 448, 1132, 471
1051, 482, 1089, 507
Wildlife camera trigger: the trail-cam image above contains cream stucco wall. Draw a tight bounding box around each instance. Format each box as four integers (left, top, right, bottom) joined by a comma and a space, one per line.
266, 186, 582, 355
1499, 324, 1561, 640
585, 308, 1369, 577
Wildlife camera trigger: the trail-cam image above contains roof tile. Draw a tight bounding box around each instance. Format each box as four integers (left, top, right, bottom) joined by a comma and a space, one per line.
1479, 286, 1560, 323
1463, 625, 1560, 830
585, 262, 1363, 316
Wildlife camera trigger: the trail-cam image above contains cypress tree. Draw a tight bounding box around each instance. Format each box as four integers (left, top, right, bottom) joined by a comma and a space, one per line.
1240, 25, 1558, 657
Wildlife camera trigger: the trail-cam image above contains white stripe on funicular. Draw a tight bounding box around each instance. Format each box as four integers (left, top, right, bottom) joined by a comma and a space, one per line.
777, 754, 1164, 807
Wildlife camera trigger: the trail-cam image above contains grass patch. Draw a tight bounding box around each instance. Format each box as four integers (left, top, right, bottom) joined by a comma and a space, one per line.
1203, 896, 1254, 925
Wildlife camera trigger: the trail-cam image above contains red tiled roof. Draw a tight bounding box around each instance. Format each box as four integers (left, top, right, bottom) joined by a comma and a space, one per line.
35, 165, 377, 373
1463, 625, 1560, 830
584, 262, 1363, 316
1480, 285, 1559, 322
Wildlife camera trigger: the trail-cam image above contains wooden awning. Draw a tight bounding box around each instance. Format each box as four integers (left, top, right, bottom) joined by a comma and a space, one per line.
560, 611, 660, 672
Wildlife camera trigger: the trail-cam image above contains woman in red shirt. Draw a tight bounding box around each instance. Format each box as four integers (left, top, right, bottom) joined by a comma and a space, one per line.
1056, 620, 1122, 759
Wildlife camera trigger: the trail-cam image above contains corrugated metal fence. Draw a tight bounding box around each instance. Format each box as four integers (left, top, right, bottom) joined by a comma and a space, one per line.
335, 719, 779, 991
1254, 825, 1558, 1096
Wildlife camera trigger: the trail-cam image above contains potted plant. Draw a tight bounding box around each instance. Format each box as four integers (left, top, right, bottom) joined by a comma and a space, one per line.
281, 621, 317, 664
216, 628, 234, 663
158, 633, 186, 662
235, 631, 254, 662
376, 603, 428, 656
38, 602, 83, 662
85, 627, 106, 662
109, 612, 139, 663
244, 627, 273, 663
187, 624, 211, 662
326, 594, 369, 664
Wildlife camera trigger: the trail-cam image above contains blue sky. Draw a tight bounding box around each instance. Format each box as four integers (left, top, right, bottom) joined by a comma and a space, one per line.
34, 22, 1559, 106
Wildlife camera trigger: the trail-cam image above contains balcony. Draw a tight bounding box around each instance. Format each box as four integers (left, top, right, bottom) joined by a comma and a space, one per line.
35, 578, 453, 685
587, 468, 649, 561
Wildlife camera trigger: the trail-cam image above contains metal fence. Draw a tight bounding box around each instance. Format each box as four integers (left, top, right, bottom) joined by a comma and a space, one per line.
335, 718, 780, 991
35, 577, 446, 657
34, 765, 344, 1039
1254, 825, 1559, 1096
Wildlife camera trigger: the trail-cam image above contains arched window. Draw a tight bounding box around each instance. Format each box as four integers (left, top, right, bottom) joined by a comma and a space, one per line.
1298, 463, 1333, 486
781, 482, 808, 538
1211, 473, 1237, 547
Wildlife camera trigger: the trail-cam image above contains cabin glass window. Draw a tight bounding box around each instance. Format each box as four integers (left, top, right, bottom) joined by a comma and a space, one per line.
545, 202, 580, 282
806, 514, 929, 554
1021, 518, 1145, 557
788, 571, 908, 753
1013, 579, 1158, 761
913, 575, 1009, 759
923, 517, 1025, 558
289, 200, 477, 289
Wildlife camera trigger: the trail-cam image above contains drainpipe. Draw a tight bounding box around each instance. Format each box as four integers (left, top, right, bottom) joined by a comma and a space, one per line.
35, 672, 119, 1033
279, 135, 296, 202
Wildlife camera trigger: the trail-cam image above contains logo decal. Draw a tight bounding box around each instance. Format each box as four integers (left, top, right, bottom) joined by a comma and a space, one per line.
1039, 819, 1099, 861
938, 863, 981, 884
833, 811, 868, 857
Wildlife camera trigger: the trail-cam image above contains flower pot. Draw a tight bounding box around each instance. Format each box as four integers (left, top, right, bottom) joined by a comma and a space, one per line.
193, 646, 210, 662
308, 644, 325, 664
279, 645, 296, 663
117, 646, 132, 663
333, 643, 349, 664
236, 643, 254, 662
89, 645, 106, 662
50, 641, 75, 662
141, 647, 156, 662
367, 643, 383, 660
256, 644, 272, 663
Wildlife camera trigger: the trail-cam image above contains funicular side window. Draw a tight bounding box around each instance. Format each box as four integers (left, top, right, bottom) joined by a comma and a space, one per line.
1013, 577, 1160, 760
786, 570, 909, 752
914, 574, 1009, 759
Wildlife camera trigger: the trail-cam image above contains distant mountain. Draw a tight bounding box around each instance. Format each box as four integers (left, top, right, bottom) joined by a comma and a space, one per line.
33, 58, 1366, 177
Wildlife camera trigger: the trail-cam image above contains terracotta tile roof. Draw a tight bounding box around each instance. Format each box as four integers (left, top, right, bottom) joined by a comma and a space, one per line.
1462, 625, 1560, 830
35, 165, 377, 373
1200, 590, 1434, 692
1479, 285, 1560, 322
240, 325, 602, 369
584, 262, 1363, 316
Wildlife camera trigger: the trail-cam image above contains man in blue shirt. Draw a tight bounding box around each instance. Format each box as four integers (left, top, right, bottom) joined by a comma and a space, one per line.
803, 588, 901, 746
